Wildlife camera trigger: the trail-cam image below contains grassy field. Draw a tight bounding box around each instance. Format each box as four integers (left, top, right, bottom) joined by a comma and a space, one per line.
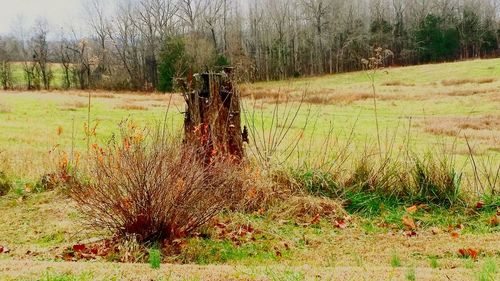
0, 59, 499, 280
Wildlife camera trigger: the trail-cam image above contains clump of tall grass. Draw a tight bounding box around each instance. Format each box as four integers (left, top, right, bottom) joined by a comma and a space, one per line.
0, 171, 12, 196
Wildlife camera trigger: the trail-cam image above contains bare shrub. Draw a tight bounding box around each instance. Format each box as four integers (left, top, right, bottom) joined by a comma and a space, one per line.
69, 124, 246, 243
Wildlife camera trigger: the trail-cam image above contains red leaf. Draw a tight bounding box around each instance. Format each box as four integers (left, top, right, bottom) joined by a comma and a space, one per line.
0, 246, 3, 254
475, 201, 485, 209
458, 248, 479, 259
72, 244, 86, 252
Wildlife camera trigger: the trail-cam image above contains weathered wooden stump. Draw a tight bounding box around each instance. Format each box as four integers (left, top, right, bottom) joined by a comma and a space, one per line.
177, 68, 245, 161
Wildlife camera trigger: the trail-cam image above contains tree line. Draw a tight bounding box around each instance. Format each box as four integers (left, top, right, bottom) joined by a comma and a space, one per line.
0, 0, 499, 91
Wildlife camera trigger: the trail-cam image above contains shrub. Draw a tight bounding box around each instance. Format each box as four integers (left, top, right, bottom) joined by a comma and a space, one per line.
158, 37, 188, 92
0, 171, 12, 196
69, 125, 246, 243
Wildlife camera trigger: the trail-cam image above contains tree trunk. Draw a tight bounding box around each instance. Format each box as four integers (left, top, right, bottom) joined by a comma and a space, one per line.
179, 68, 245, 162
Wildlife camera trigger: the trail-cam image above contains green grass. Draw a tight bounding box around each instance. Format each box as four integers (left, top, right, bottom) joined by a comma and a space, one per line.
429, 256, 439, 269
406, 266, 416, 281
391, 253, 402, 268
149, 248, 162, 269
477, 259, 498, 281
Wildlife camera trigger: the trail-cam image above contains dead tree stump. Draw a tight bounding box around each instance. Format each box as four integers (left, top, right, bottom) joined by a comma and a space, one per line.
178, 68, 245, 161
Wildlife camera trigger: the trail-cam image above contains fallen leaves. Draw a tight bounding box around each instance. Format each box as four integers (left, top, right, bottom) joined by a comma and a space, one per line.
430, 227, 441, 235
458, 248, 479, 260
58, 239, 116, 262
475, 201, 485, 209
488, 215, 499, 226
333, 215, 352, 229
406, 205, 418, 214
310, 214, 321, 225
402, 216, 417, 230
213, 220, 259, 245
0, 245, 10, 254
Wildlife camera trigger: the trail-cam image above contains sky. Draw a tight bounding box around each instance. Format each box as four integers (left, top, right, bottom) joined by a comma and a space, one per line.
0, 0, 84, 36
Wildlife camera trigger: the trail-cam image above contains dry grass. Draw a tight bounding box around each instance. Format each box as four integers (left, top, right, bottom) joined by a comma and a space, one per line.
0, 260, 490, 281
381, 80, 416, 87
59, 101, 87, 111
76, 92, 116, 99
442, 88, 497, 97
421, 115, 500, 148
115, 103, 149, 111
441, 78, 496, 86
270, 195, 346, 223
0, 103, 12, 113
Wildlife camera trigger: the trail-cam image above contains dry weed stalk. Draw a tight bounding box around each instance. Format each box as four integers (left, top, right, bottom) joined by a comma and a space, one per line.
362, 47, 393, 160
242, 89, 311, 171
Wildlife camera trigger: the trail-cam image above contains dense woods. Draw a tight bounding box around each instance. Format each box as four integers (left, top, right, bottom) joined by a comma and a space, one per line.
0, 0, 500, 91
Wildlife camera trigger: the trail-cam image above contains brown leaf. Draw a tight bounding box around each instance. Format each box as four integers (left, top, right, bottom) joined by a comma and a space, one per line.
451, 232, 460, 238
488, 216, 499, 226
402, 216, 416, 230
404, 230, 417, 237
430, 227, 441, 235
333, 219, 348, 229
310, 214, 321, 225
406, 205, 418, 214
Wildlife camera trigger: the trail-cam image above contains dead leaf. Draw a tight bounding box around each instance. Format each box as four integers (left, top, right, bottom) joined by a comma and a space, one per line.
333, 218, 348, 229
310, 214, 321, 225
458, 248, 479, 260
72, 244, 86, 252
404, 230, 417, 237
488, 216, 499, 226
406, 205, 418, 214
430, 227, 441, 235
451, 232, 460, 238
402, 216, 416, 230
475, 201, 485, 209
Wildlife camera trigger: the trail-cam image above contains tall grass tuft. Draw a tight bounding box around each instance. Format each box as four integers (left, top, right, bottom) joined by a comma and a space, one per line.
0, 171, 12, 196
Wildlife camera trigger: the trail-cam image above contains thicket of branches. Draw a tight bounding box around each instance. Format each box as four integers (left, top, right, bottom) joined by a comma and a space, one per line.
0, 0, 500, 91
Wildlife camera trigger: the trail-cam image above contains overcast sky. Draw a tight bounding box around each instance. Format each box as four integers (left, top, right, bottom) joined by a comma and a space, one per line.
0, 0, 84, 36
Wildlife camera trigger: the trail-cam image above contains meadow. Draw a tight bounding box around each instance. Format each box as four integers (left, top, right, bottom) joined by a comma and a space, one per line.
0, 59, 498, 280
